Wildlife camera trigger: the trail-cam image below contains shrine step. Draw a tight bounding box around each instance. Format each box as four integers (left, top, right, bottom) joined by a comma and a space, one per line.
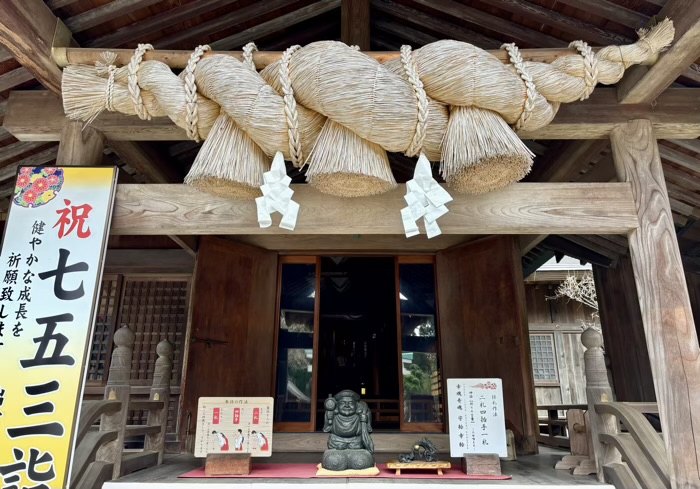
124, 425, 162, 437
122, 450, 159, 475
128, 400, 165, 411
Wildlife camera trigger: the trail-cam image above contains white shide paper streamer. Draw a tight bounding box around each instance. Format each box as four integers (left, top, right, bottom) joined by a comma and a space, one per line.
256, 151, 300, 231
401, 154, 453, 239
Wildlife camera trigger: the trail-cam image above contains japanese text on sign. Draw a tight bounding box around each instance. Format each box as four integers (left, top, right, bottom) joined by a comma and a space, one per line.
0, 167, 117, 489
447, 378, 507, 457
195, 398, 274, 458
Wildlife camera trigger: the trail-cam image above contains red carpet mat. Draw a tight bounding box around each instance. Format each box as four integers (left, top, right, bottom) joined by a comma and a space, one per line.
178, 463, 512, 480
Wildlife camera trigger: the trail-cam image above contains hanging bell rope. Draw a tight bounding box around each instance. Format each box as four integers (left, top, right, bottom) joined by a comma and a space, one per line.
62, 19, 675, 198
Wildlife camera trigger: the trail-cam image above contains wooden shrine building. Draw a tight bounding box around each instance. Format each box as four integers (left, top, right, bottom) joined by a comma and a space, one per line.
0, 1, 700, 488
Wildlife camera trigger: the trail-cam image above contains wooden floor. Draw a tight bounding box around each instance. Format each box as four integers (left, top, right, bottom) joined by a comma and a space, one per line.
105, 447, 610, 488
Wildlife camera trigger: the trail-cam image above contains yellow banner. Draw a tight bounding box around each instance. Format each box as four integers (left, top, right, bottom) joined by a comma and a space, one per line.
0, 166, 117, 489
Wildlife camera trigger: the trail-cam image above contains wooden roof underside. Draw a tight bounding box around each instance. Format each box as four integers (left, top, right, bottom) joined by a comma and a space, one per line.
0, 0, 699, 273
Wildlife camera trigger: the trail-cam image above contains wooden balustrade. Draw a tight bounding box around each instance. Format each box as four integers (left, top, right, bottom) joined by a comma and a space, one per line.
536, 404, 587, 449
70, 327, 174, 489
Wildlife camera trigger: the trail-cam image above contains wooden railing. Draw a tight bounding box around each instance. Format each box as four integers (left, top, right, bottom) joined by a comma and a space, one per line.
595, 402, 668, 489
70, 326, 173, 489
567, 327, 670, 489
536, 404, 587, 449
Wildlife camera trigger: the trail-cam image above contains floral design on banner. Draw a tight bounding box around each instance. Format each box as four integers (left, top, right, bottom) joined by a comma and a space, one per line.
471, 381, 498, 390
401, 154, 452, 239
13, 167, 64, 208
255, 152, 299, 231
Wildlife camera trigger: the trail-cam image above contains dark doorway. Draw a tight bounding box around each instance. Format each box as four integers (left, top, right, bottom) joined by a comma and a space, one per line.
315, 257, 400, 430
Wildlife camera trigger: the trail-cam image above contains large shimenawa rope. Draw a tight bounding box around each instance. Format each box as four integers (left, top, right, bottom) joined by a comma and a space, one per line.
62, 19, 675, 197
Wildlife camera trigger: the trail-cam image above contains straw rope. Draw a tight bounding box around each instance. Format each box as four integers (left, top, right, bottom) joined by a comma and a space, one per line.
183, 44, 210, 142
400, 45, 429, 158
62, 19, 675, 196
280, 45, 304, 167
127, 43, 153, 120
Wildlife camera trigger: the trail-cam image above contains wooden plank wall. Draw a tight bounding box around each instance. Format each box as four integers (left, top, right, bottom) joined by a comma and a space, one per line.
593, 256, 656, 402
179, 237, 277, 450
525, 284, 592, 407
436, 235, 537, 454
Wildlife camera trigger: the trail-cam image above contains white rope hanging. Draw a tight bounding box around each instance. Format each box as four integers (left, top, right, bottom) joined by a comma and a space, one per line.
401, 155, 453, 239
256, 152, 299, 231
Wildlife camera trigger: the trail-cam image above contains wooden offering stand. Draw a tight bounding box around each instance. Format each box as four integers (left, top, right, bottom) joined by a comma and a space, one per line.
386, 460, 451, 476
205, 453, 252, 476
461, 454, 501, 476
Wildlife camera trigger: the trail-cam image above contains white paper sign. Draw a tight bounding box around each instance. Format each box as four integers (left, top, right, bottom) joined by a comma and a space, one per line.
447, 378, 507, 457
195, 397, 274, 457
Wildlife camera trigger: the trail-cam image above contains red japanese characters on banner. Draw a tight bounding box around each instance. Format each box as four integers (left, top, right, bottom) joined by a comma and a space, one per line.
53, 199, 93, 239
233, 408, 240, 424
0, 167, 117, 489
212, 408, 220, 425
253, 408, 260, 424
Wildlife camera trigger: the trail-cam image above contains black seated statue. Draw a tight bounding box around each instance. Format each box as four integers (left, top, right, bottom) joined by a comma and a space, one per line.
321, 389, 375, 471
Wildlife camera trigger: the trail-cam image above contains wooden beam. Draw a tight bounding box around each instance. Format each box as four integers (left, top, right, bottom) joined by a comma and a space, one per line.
0, 67, 34, 92
109, 182, 638, 235
526, 140, 609, 182
0, 0, 68, 95
0, 145, 58, 181
550, 0, 649, 30
0, 0, 181, 190
168, 235, 199, 258
610, 119, 700, 489
154, 0, 302, 49
372, 0, 503, 49
104, 249, 195, 274
618, 1, 700, 104
64, 0, 161, 34
56, 120, 104, 165
106, 139, 182, 184
659, 143, 700, 172
341, 0, 370, 50
6, 89, 700, 143
519, 234, 547, 255
209, 0, 341, 51
485, 0, 629, 45
52, 44, 660, 69
86, 0, 235, 48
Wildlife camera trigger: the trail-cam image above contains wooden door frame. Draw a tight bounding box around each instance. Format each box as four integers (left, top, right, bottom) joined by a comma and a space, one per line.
395, 255, 446, 433
272, 255, 320, 433
273, 253, 446, 433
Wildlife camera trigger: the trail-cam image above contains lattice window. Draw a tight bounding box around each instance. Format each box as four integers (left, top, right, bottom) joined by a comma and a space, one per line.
530, 333, 559, 383
87, 275, 121, 382
119, 278, 189, 432
119, 278, 189, 386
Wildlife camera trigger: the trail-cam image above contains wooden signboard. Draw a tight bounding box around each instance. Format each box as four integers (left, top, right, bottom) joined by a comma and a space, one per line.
0, 166, 118, 489
194, 397, 273, 457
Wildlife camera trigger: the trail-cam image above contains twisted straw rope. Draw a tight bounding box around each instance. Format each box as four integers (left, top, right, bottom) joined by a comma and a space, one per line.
183, 45, 210, 142
400, 45, 429, 157
242, 42, 257, 71
62, 19, 675, 166
569, 40, 598, 101
280, 45, 303, 167
501, 43, 537, 131
127, 43, 153, 120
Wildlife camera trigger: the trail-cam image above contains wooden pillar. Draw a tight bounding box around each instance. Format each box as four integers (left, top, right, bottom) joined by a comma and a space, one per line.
610, 119, 700, 489
145, 339, 173, 464
96, 326, 134, 479
581, 328, 621, 482
593, 257, 656, 402
341, 0, 370, 50
56, 120, 105, 166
